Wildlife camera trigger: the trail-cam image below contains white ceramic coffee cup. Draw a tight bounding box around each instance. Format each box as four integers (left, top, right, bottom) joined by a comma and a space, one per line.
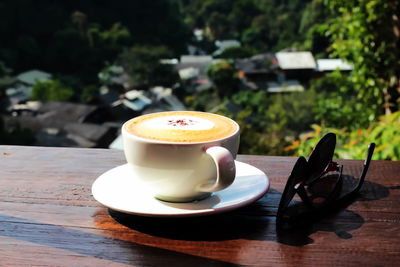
121, 112, 240, 202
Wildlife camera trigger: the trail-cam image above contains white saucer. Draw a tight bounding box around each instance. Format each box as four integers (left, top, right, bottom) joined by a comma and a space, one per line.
91, 161, 269, 217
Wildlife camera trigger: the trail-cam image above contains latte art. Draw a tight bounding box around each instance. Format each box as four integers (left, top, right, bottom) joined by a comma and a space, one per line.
143, 115, 214, 131
124, 111, 238, 143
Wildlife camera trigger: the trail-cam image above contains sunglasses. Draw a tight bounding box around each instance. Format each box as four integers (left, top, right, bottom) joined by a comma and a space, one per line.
277, 133, 375, 227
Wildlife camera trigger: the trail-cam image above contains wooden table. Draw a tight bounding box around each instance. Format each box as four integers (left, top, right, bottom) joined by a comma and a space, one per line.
1, 145, 399, 266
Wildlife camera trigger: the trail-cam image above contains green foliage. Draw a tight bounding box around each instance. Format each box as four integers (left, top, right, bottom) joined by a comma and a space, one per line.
299, 0, 329, 34
0, 0, 190, 85
0, 118, 35, 145
216, 90, 274, 155
206, 61, 239, 98
186, 88, 319, 155
207, 12, 231, 40
0, 61, 16, 92
309, 71, 374, 129
30, 80, 74, 102
289, 111, 400, 161
299, 0, 332, 56
267, 90, 318, 134
0, 61, 12, 76
182, 0, 310, 51
255, 0, 310, 51
289, 0, 400, 161
215, 89, 318, 155
118, 45, 179, 88
323, 0, 400, 115
87, 22, 131, 48
80, 85, 99, 104
184, 89, 221, 112
1, 0, 398, 160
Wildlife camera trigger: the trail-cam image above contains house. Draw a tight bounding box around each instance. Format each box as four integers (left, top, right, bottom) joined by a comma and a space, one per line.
176, 55, 215, 93
276, 51, 316, 70
36, 101, 100, 124
178, 55, 213, 77
34, 127, 92, 147
108, 90, 152, 121
5, 84, 31, 104
178, 67, 200, 81
124, 90, 152, 110
107, 87, 186, 150
180, 55, 213, 65
150, 87, 186, 111
2, 101, 116, 148
99, 85, 121, 106
63, 122, 116, 147
17, 70, 52, 85
275, 51, 316, 82
98, 65, 132, 89
235, 53, 277, 83
7, 101, 103, 126
316, 59, 353, 72
5, 69, 52, 104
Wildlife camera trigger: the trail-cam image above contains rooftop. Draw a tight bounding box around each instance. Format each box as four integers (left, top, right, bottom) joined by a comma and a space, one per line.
316, 59, 353, 71
17, 69, 52, 85
276, 51, 316, 70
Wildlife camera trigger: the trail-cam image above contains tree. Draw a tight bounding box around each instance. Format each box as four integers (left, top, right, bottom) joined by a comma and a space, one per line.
206, 61, 239, 98
300, 0, 332, 56
228, 0, 262, 39
241, 14, 270, 51
0, 0, 190, 86
289, 111, 400, 161
181, 0, 311, 51
254, 0, 311, 51
308, 71, 372, 129
287, 0, 400, 159
215, 89, 318, 155
118, 45, 179, 88
30, 80, 74, 101
324, 0, 400, 118
207, 12, 231, 40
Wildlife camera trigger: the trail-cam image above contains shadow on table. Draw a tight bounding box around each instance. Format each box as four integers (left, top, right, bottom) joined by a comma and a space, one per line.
0, 212, 243, 267
110, 177, 391, 246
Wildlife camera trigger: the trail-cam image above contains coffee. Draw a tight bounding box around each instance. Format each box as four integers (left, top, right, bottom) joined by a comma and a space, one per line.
125, 111, 238, 143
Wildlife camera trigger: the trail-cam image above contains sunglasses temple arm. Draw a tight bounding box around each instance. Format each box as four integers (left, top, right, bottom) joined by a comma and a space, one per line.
355, 143, 376, 192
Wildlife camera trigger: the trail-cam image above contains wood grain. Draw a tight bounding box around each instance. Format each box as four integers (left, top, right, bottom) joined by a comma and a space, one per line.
0, 146, 399, 266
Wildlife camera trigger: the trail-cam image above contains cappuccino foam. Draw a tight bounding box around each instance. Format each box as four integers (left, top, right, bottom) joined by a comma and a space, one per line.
125, 111, 238, 143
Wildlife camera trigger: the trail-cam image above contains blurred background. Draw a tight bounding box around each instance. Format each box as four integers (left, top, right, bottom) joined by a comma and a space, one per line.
0, 0, 399, 160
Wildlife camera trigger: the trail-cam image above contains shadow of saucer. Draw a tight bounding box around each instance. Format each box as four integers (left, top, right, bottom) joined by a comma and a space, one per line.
108, 176, 391, 246
109, 206, 274, 242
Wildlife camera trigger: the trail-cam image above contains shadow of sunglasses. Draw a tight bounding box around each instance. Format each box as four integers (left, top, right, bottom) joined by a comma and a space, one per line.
277, 133, 375, 227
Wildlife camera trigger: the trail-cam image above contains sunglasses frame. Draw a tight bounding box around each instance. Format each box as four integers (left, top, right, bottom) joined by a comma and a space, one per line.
277, 133, 375, 226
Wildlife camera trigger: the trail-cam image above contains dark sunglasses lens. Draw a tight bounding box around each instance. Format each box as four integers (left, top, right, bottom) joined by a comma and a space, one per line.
306, 165, 343, 205
277, 157, 308, 216
306, 133, 336, 184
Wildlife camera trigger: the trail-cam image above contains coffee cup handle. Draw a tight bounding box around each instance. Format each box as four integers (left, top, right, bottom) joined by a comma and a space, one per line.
197, 146, 236, 192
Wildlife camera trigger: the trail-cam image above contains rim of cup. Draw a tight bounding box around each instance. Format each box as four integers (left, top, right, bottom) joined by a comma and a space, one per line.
122, 111, 240, 145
